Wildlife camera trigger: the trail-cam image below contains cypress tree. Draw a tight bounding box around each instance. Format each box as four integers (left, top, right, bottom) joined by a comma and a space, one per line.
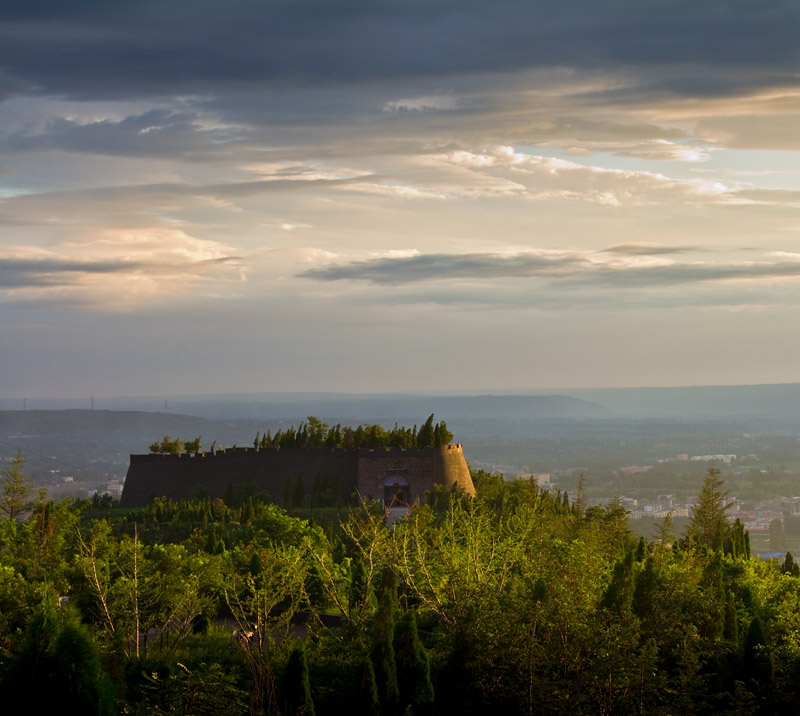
723, 589, 738, 644
2, 600, 115, 716
601, 550, 635, 617
394, 608, 434, 713
782, 551, 800, 576
371, 570, 400, 712
635, 535, 647, 562
633, 557, 658, 622
282, 646, 315, 716
417, 415, 435, 448
51, 613, 116, 716
349, 557, 369, 614
742, 616, 771, 689
356, 656, 382, 716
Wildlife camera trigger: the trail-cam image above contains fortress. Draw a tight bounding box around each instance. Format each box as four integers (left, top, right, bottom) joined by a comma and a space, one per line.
120, 443, 475, 508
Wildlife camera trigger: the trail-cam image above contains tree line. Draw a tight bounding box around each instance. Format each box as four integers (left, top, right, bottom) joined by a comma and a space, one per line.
149, 414, 455, 454
2, 458, 800, 714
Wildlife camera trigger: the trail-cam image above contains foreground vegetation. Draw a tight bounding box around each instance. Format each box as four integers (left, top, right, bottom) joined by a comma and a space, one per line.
2, 465, 800, 715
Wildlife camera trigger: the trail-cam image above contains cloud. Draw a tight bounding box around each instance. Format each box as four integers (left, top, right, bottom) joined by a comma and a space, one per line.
601, 244, 699, 256
1, 1, 798, 102
417, 146, 734, 205
6, 109, 242, 158
300, 250, 800, 295
0, 228, 244, 309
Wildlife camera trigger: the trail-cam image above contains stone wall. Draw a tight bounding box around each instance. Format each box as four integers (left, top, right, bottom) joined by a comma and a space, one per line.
121, 444, 475, 507
120, 447, 358, 507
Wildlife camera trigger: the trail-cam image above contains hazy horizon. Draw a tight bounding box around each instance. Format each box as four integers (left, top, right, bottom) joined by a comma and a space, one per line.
3, 1, 800, 398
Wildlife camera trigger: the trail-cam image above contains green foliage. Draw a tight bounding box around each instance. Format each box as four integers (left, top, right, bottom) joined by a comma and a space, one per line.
2, 598, 115, 716
782, 550, 800, 577
134, 661, 248, 716
3, 466, 800, 714
371, 569, 400, 711
600, 549, 635, 617
1, 450, 32, 520
250, 414, 454, 451
149, 436, 184, 454
687, 467, 735, 550
394, 608, 434, 713
356, 657, 382, 716
281, 646, 315, 716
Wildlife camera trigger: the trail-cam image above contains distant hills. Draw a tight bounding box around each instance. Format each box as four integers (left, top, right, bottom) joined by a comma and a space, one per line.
5, 383, 800, 420
3, 384, 800, 487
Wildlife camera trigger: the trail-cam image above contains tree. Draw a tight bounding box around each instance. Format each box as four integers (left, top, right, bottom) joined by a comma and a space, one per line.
371, 569, 400, 712
417, 414, 435, 448
184, 436, 202, 454
149, 436, 184, 454
782, 551, 800, 576
281, 646, 315, 716
394, 608, 434, 713
769, 518, 787, 552
2, 598, 115, 716
687, 468, 734, 550
1, 450, 32, 520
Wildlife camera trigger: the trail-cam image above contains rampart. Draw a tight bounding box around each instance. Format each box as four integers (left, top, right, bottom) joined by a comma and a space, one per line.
120, 443, 475, 508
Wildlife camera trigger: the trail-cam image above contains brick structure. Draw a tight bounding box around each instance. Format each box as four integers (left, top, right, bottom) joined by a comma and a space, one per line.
120, 443, 475, 508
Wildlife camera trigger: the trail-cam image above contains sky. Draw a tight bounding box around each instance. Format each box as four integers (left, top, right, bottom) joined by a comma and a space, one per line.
2, 0, 800, 398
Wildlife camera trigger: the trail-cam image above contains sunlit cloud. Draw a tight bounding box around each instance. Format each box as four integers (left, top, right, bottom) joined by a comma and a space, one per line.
4, 0, 800, 394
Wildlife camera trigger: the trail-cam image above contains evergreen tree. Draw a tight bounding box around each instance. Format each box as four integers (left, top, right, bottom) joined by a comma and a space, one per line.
782, 551, 800, 576
2, 599, 115, 716
394, 608, 434, 713
688, 468, 734, 551
742, 616, 771, 689
417, 415, 435, 448
281, 646, 315, 716
635, 535, 647, 562
1, 449, 32, 520
371, 570, 400, 712
600, 550, 635, 617
356, 657, 382, 716
632, 557, 658, 623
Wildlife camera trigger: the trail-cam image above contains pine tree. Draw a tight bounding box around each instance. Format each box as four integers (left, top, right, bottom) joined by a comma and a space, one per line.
1, 450, 32, 520
688, 468, 734, 551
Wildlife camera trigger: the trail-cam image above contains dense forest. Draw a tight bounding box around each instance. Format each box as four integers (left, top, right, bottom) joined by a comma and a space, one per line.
1, 459, 800, 715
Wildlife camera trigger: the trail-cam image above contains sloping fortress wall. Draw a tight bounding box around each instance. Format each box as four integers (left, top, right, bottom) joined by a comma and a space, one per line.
120, 444, 475, 507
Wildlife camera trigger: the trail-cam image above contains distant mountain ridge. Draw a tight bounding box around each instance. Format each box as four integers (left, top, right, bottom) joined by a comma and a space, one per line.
0, 393, 608, 422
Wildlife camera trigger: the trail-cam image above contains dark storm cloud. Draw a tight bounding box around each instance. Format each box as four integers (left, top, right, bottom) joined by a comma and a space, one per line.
300, 252, 800, 289
1, 0, 798, 101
